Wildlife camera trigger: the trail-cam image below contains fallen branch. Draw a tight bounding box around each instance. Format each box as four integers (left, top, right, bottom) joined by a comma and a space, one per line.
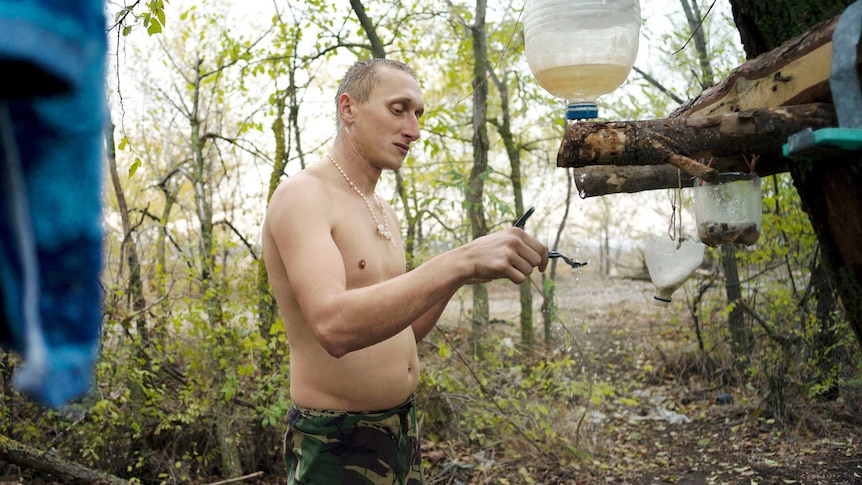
737, 300, 799, 349
204, 471, 265, 485
0, 434, 131, 484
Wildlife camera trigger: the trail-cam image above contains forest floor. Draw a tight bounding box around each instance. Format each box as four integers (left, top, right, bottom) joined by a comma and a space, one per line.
431, 273, 862, 485
3, 273, 860, 485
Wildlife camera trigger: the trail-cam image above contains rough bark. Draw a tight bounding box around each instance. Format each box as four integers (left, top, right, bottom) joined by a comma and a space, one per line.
789, 158, 862, 345
673, 15, 849, 118
811, 252, 841, 400
257, 93, 286, 339
728, 0, 862, 347
0, 434, 131, 485
728, 0, 855, 60
560, 103, 836, 195
185, 58, 237, 479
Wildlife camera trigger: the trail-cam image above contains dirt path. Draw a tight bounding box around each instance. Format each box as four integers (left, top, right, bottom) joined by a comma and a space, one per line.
505, 273, 862, 485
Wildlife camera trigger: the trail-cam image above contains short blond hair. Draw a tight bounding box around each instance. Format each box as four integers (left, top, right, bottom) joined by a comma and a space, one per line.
335, 59, 417, 127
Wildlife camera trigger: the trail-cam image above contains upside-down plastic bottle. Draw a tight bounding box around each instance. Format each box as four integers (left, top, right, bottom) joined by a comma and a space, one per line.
643, 236, 705, 307
524, 0, 641, 120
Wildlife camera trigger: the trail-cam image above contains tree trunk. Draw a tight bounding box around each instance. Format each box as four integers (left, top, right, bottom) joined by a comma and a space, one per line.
468, 0, 491, 359
678, 0, 753, 376
728, 0, 855, 60
541, 170, 575, 348
215, 412, 242, 479
721, 245, 749, 368
257, 93, 287, 339
729, 0, 862, 347
811, 250, 840, 400
104, 117, 149, 345
490, 69, 535, 351
154, 173, 177, 331
789, 158, 862, 346
187, 59, 239, 479
350, 0, 386, 58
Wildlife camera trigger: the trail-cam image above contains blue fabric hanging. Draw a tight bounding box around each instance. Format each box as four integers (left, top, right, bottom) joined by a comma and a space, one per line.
0, 0, 106, 407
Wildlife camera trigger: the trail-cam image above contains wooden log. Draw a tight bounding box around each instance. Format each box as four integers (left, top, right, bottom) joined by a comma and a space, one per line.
573, 156, 787, 197
672, 15, 846, 117
566, 13, 861, 198
558, 103, 836, 174
0, 434, 131, 485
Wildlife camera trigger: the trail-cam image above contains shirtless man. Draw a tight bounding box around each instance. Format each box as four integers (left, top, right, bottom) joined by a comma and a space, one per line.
262, 58, 548, 484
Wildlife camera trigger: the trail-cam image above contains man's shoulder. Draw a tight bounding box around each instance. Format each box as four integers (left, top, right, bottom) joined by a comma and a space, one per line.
270, 168, 329, 206
265, 169, 334, 232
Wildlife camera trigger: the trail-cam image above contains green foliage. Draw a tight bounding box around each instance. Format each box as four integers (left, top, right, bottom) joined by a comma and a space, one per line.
143, 1, 168, 36
113, 0, 168, 37
679, 173, 860, 422
6, 1, 852, 483
608, 1, 745, 120
419, 330, 610, 477
0, 297, 293, 483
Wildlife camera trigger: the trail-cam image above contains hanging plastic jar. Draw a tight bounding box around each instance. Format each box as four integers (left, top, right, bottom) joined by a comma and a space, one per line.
693, 173, 762, 247
524, 0, 641, 120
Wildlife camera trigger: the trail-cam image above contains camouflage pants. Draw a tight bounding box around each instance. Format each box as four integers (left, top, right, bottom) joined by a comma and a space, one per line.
284, 396, 424, 484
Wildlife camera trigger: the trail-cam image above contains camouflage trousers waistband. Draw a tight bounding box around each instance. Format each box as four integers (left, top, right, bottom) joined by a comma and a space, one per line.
284, 395, 424, 484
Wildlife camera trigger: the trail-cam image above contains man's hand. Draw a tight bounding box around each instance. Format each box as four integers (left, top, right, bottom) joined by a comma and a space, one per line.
462, 227, 548, 284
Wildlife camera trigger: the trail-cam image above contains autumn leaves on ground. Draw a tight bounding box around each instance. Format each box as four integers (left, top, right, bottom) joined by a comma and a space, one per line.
419, 274, 862, 485
2, 273, 860, 485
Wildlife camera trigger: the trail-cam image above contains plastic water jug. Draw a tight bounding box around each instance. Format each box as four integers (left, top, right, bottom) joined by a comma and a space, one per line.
524, 0, 641, 120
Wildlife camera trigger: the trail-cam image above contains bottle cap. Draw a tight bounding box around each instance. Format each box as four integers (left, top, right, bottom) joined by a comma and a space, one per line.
567, 102, 598, 120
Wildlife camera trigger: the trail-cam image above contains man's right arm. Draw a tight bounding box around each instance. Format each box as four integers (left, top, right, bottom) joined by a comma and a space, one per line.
267, 176, 466, 357
267, 177, 547, 357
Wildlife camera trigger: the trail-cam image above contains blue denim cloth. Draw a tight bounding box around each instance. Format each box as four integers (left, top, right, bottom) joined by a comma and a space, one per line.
0, 0, 106, 407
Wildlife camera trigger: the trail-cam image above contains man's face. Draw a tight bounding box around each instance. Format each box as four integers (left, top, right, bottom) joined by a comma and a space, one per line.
349, 67, 424, 170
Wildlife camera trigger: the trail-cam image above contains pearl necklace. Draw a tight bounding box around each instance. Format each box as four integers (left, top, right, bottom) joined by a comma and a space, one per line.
327, 154, 395, 244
